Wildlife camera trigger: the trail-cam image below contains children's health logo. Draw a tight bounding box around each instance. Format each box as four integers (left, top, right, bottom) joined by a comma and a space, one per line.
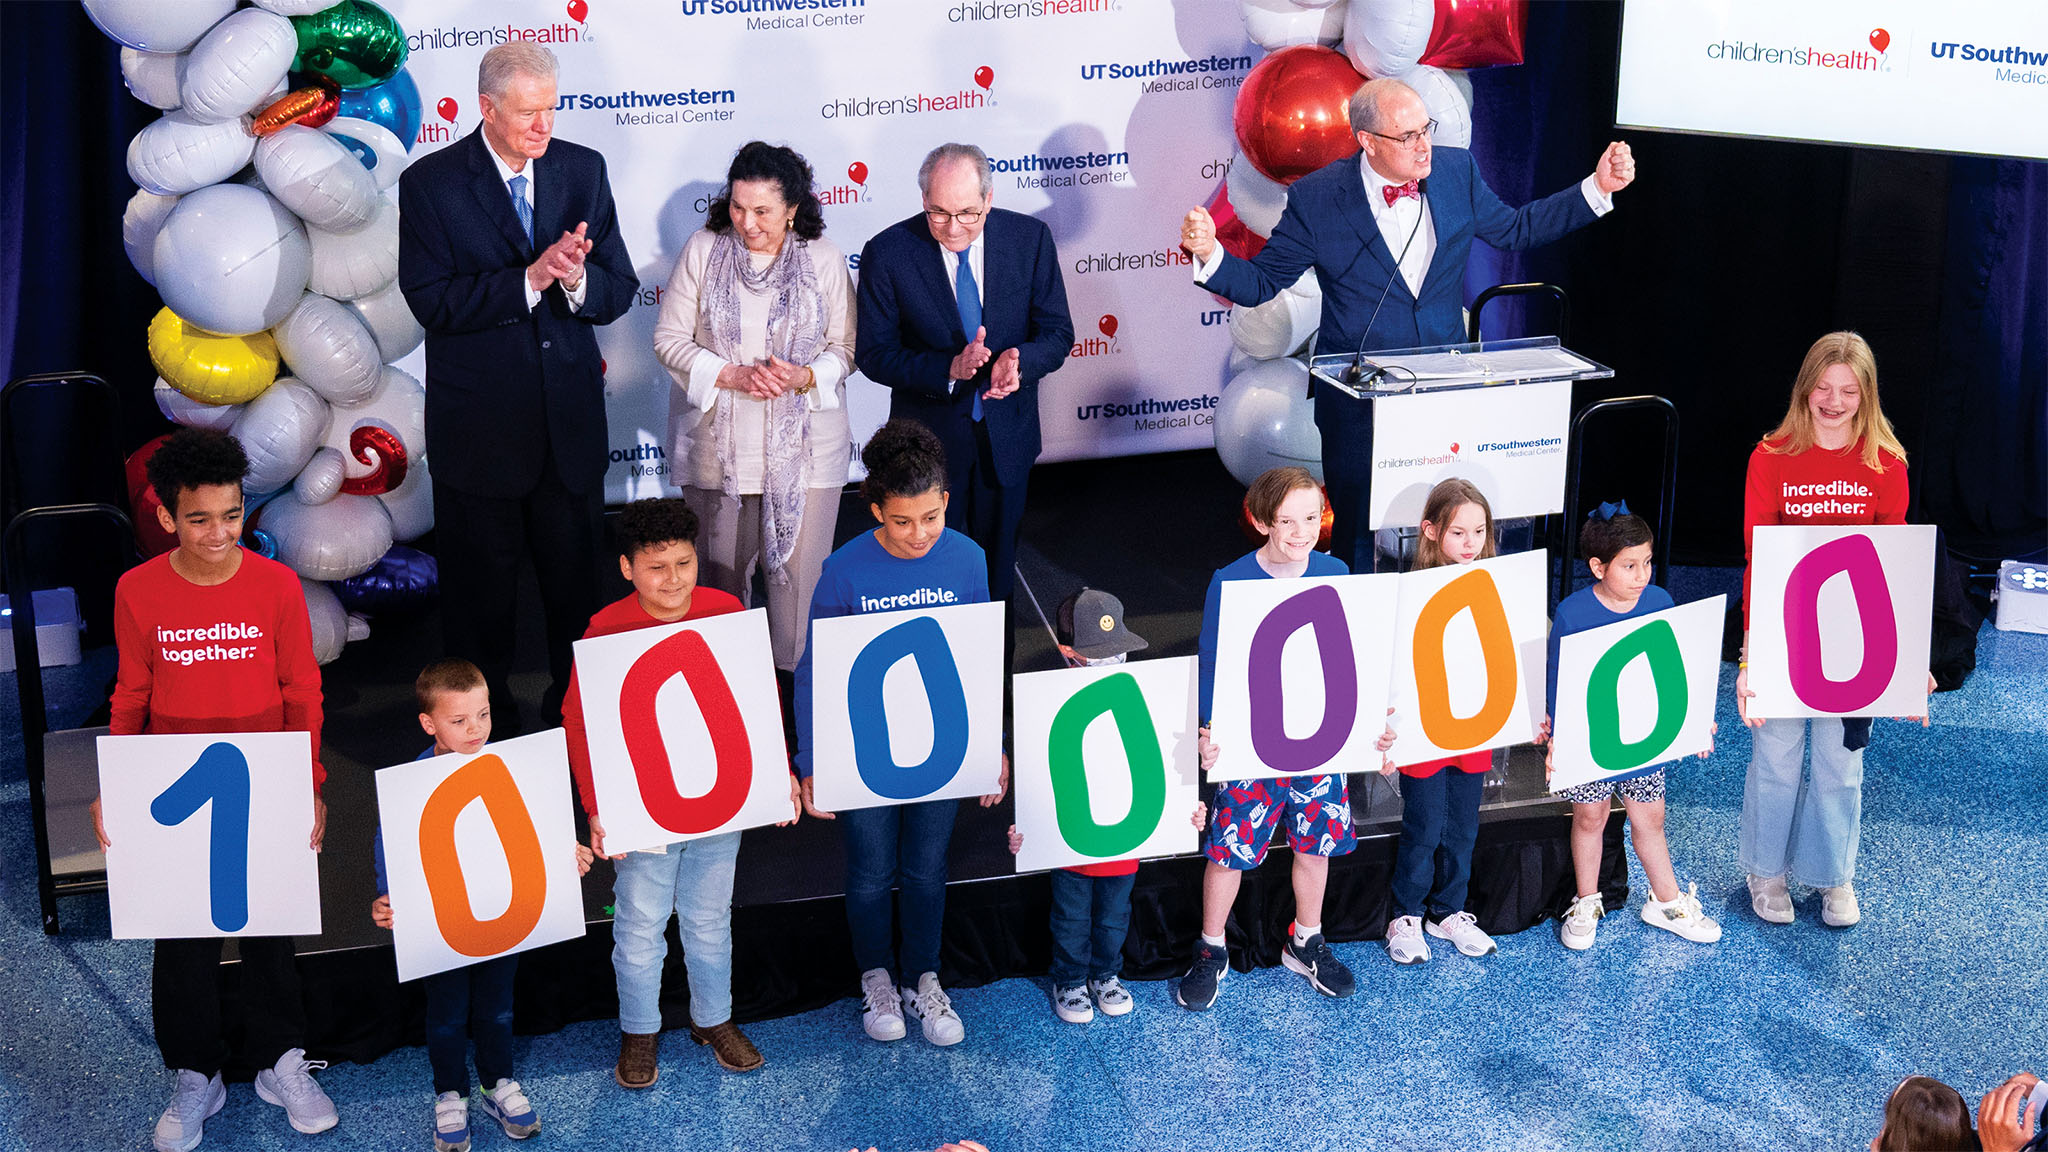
420, 96, 462, 146
949, 0, 1119, 23
819, 67, 993, 119
680, 0, 869, 31
406, 4, 591, 54
1702, 28, 1887, 72
1071, 314, 1121, 358
820, 161, 872, 206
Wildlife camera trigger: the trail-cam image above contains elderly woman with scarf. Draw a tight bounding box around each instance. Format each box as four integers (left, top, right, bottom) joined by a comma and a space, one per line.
654, 141, 856, 674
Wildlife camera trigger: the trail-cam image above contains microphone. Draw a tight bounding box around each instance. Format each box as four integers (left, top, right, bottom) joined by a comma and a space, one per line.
1345, 178, 1427, 388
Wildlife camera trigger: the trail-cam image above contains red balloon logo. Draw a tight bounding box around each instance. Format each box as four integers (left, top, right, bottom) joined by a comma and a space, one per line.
567, 0, 589, 22
848, 161, 868, 185
1232, 45, 1367, 185
1868, 27, 1890, 53
1098, 314, 1118, 339
973, 66, 994, 90
436, 97, 458, 122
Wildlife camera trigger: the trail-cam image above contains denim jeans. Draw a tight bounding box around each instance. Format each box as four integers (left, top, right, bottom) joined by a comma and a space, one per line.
1739, 717, 1864, 888
1391, 768, 1486, 920
1048, 869, 1135, 987
840, 798, 958, 981
423, 956, 517, 1096
610, 831, 742, 1033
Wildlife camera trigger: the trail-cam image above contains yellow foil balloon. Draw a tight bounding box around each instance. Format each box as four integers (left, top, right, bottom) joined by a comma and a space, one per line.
148, 307, 281, 404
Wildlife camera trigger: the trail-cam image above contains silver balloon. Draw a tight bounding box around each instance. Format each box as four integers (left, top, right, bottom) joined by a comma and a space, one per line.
151, 184, 310, 337
1214, 357, 1324, 486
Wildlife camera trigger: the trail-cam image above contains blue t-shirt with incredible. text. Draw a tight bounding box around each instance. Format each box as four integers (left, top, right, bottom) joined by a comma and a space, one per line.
1196, 548, 1350, 724
1545, 582, 1677, 719
793, 527, 990, 779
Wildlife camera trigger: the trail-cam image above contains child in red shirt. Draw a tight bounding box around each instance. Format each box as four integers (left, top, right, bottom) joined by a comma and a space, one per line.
91, 429, 334, 1152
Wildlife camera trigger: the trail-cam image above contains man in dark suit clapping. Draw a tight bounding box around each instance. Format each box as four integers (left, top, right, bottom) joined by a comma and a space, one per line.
855, 144, 1074, 602
399, 41, 636, 731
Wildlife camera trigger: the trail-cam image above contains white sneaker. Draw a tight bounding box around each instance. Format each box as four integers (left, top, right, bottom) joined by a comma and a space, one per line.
154, 1069, 225, 1152
1559, 893, 1603, 952
478, 1079, 539, 1140
859, 968, 906, 1042
1089, 976, 1134, 1018
432, 1092, 470, 1152
1051, 983, 1094, 1024
901, 972, 965, 1046
1643, 883, 1723, 943
1748, 874, 1794, 924
1426, 910, 1498, 957
253, 1048, 337, 1135
1821, 883, 1861, 928
1385, 915, 1431, 965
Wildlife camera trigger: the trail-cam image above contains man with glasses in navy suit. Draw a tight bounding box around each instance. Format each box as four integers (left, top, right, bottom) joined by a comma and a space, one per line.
856, 143, 1074, 603
1182, 77, 1636, 574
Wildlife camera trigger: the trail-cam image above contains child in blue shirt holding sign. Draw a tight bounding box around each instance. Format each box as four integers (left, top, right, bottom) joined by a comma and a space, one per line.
795, 419, 1009, 1047
1540, 506, 1720, 952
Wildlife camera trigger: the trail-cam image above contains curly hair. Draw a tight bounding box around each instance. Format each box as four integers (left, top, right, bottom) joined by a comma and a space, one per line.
615, 497, 700, 560
705, 141, 825, 241
860, 419, 947, 506
1579, 511, 1654, 568
145, 428, 248, 514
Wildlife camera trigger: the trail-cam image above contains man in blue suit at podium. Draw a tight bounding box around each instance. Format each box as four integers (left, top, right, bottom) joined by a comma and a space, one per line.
1183, 77, 1635, 573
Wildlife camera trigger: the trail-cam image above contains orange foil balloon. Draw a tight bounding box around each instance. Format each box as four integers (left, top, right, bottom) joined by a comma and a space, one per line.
1232, 45, 1366, 185
251, 85, 342, 136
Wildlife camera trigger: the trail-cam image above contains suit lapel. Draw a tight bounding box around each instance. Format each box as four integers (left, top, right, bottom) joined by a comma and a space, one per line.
911, 217, 966, 345
464, 130, 534, 259
1333, 171, 1412, 302
1416, 160, 1465, 297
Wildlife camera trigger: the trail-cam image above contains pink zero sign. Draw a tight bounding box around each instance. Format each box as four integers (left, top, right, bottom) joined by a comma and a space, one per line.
1782, 533, 1898, 713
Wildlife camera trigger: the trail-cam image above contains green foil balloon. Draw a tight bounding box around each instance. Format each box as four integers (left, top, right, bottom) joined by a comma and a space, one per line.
291, 0, 408, 91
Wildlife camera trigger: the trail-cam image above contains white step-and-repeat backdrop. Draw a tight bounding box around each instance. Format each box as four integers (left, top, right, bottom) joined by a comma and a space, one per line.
388, 0, 1252, 502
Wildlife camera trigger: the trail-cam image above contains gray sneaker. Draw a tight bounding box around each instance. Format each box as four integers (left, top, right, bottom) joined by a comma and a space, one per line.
1051, 983, 1094, 1024
253, 1048, 337, 1135
1748, 874, 1795, 924
1560, 893, 1603, 952
1821, 883, 1861, 928
1088, 975, 1134, 1017
154, 1070, 224, 1152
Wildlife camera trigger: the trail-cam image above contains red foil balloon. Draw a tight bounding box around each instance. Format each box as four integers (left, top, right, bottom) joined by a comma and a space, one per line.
338, 425, 409, 495
1420, 0, 1527, 69
1205, 182, 1266, 264
1232, 45, 1365, 185
124, 434, 179, 557
250, 84, 342, 136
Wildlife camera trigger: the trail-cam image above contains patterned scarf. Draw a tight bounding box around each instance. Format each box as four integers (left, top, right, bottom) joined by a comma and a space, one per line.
700, 229, 826, 579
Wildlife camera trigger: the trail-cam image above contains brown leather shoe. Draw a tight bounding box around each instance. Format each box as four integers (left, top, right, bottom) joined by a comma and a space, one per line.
615, 1031, 659, 1089
689, 1020, 764, 1072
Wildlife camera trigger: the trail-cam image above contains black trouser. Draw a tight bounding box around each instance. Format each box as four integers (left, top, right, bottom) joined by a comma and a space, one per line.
153, 936, 305, 1077
424, 956, 518, 1096
947, 420, 1027, 603
433, 458, 603, 735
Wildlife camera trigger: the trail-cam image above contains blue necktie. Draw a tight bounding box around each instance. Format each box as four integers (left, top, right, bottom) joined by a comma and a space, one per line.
955, 248, 983, 422
508, 174, 533, 246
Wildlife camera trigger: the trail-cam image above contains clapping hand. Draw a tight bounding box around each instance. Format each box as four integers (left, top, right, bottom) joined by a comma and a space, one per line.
528, 221, 593, 291
984, 348, 1022, 400
950, 326, 993, 382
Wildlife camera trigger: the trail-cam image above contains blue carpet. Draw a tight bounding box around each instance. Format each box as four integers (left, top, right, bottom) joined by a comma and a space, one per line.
2, 595, 2043, 1152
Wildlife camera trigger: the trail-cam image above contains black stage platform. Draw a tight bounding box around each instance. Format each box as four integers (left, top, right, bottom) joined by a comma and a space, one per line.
36, 450, 1626, 1073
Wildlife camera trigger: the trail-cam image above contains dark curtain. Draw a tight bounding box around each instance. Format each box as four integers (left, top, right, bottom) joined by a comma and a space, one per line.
1465, 0, 2046, 564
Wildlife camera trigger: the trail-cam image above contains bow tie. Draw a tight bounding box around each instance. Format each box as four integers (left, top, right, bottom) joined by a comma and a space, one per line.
1382, 181, 1421, 206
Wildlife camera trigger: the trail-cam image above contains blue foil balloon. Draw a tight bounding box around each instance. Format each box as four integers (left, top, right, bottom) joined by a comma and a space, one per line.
335, 68, 421, 152
332, 544, 439, 614
243, 528, 280, 560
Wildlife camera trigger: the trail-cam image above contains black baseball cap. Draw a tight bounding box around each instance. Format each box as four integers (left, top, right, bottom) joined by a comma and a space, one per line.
1056, 587, 1148, 659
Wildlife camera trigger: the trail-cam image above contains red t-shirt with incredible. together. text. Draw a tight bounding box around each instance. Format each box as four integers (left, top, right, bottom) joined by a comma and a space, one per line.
1741, 435, 1909, 623
109, 551, 326, 790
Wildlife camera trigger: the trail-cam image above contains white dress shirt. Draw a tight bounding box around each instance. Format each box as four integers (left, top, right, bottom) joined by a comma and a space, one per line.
485, 145, 588, 313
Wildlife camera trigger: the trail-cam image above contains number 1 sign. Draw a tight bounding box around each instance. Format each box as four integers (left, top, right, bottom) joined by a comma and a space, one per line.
375, 729, 588, 982
1748, 525, 1936, 718
97, 731, 321, 940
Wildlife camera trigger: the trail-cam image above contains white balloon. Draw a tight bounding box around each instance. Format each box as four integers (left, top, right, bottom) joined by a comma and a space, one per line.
254, 0, 346, 13
1407, 65, 1474, 149
1241, 0, 1347, 49
121, 189, 180, 286
1227, 153, 1289, 238
274, 293, 383, 406
82, 0, 235, 53
322, 116, 410, 191
1293, 0, 1343, 7
1215, 358, 1324, 486
120, 48, 187, 110
1343, 0, 1433, 78
344, 279, 424, 361
180, 8, 296, 124
294, 446, 349, 504
317, 365, 426, 498
259, 490, 394, 581
154, 377, 242, 431
126, 111, 256, 196
1228, 270, 1323, 360
233, 377, 331, 494
299, 577, 349, 665
307, 195, 399, 300
152, 184, 311, 337
256, 127, 380, 233
377, 458, 434, 542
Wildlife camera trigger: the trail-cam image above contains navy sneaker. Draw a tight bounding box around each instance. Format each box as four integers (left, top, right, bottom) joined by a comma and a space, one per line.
1175, 941, 1228, 1010
1281, 933, 1357, 997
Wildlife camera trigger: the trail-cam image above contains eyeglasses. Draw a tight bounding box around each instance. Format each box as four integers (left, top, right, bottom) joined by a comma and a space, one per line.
1365, 119, 1438, 149
923, 207, 984, 226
